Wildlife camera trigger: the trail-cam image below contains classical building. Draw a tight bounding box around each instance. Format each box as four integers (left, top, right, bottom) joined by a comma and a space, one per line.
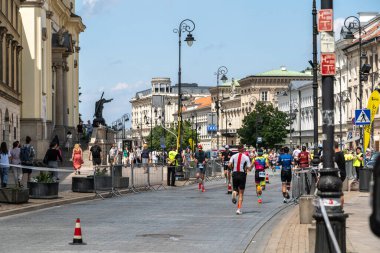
209, 67, 312, 148
0, 0, 23, 147
20, 0, 85, 157
129, 77, 211, 148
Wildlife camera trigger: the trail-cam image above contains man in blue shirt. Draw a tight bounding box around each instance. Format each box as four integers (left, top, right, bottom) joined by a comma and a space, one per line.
277, 146, 294, 203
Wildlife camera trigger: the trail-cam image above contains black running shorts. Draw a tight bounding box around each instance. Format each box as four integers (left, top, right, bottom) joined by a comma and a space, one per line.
232, 172, 247, 191
255, 170, 266, 184
281, 169, 292, 183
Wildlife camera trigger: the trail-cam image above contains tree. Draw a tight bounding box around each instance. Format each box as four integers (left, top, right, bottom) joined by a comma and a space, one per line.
238, 102, 292, 148
147, 121, 198, 151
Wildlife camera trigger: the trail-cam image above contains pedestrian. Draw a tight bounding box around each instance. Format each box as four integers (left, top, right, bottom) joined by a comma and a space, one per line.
123, 146, 129, 167
135, 146, 142, 165
71, 143, 83, 175
253, 149, 269, 204
228, 145, 253, 215
85, 120, 93, 142
141, 144, 150, 173
277, 146, 294, 203
334, 141, 346, 207
108, 144, 117, 165
222, 145, 233, 191
167, 146, 178, 187
65, 131, 73, 151
151, 150, 158, 168
292, 145, 301, 167
0, 142, 11, 188
129, 148, 135, 167
77, 121, 84, 141
20, 136, 36, 182
298, 146, 310, 169
194, 144, 208, 192
44, 142, 63, 181
10, 141, 22, 187
89, 141, 102, 166
353, 147, 364, 180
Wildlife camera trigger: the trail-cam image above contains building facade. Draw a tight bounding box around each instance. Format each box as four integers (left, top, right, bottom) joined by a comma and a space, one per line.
129, 77, 211, 148
20, 0, 85, 157
0, 0, 23, 147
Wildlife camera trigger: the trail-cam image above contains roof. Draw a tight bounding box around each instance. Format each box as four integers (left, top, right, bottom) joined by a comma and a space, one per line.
290, 80, 313, 90
182, 96, 212, 112
219, 78, 240, 87
255, 67, 312, 77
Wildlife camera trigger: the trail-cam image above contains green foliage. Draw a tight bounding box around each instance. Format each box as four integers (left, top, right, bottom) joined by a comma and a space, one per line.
95, 168, 108, 176
238, 102, 292, 148
147, 121, 198, 151
34, 172, 55, 183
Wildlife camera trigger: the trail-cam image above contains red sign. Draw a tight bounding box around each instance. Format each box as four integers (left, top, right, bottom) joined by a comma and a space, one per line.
318, 9, 333, 32
321, 53, 336, 76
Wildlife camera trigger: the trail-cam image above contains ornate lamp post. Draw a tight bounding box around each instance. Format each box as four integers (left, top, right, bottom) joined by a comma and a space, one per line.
174, 19, 196, 152
215, 66, 228, 150
191, 112, 198, 152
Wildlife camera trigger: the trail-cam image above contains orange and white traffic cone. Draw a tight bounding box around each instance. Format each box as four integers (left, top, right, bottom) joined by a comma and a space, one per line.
69, 218, 86, 245
266, 173, 270, 184
227, 183, 232, 194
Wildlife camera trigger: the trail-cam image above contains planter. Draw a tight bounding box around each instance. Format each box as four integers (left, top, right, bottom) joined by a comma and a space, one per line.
94, 176, 112, 190
0, 188, 29, 204
72, 177, 94, 193
114, 177, 129, 189
27, 182, 59, 199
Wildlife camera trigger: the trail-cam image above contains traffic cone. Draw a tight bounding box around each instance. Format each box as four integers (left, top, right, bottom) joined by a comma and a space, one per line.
69, 218, 86, 245
266, 173, 270, 184
227, 183, 232, 194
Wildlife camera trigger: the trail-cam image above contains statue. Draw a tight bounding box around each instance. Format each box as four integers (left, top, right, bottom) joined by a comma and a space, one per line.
93, 92, 113, 127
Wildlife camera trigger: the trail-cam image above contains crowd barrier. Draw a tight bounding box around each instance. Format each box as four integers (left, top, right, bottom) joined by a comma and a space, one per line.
291, 167, 318, 202
181, 158, 224, 185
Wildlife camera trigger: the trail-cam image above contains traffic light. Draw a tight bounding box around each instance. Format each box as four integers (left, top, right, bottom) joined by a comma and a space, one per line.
370, 155, 380, 237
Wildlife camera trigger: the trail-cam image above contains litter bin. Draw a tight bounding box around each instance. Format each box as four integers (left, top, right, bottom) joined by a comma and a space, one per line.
359, 167, 373, 192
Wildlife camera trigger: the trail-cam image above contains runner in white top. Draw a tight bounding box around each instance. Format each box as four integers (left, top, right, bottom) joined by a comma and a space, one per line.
228, 145, 253, 215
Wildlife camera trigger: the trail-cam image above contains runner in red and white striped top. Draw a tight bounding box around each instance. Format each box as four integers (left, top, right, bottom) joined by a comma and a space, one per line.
228, 145, 253, 215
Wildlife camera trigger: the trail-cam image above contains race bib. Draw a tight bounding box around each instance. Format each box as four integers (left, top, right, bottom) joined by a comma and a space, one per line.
259, 171, 266, 178
198, 164, 204, 169
224, 161, 229, 166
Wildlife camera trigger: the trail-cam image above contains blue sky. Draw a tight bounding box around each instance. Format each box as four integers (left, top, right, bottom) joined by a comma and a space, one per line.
76, 0, 379, 126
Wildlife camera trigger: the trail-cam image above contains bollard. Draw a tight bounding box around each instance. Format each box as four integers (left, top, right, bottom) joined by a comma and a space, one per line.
299, 195, 314, 224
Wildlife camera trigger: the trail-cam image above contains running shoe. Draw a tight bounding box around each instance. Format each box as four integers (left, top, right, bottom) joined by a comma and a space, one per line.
236, 209, 242, 215
198, 183, 202, 190
286, 191, 290, 199
232, 191, 237, 204
283, 198, 287, 204
258, 198, 263, 204
202, 186, 205, 192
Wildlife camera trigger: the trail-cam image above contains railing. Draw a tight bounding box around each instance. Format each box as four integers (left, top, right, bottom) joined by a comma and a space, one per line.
291, 167, 318, 202
181, 158, 224, 184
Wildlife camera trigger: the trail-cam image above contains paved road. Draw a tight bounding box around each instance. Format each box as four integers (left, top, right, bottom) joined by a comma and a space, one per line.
0, 173, 293, 253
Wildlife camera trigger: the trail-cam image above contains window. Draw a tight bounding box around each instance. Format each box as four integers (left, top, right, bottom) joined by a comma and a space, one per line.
261, 91, 268, 101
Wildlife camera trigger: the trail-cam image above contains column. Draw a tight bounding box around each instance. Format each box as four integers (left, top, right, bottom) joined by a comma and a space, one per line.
54, 62, 64, 126
0, 27, 7, 83
5, 34, 13, 86
16, 46, 22, 93
62, 59, 68, 126
11, 40, 17, 90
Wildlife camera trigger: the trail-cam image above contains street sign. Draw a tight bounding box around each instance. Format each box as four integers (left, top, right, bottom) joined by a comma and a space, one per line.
320, 32, 335, 53
257, 137, 263, 143
355, 109, 371, 125
207, 112, 216, 125
207, 124, 217, 132
318, 9, 333, 32
321, 53, 336, 76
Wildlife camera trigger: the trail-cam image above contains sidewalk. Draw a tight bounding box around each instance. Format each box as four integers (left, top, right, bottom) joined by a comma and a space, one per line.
0, 165, 184, 218
261, 191, 380, 253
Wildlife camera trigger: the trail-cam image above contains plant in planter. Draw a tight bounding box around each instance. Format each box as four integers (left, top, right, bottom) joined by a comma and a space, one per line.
28, 172, 59, 199
0, 186, 29, 204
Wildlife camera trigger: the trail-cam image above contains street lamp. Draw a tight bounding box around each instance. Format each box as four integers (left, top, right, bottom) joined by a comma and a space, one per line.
215, 66, 228, 150
341, 15, 372, 147
283, 84, 299, 148
191, 112, 198, 152
174, 19, 196, 152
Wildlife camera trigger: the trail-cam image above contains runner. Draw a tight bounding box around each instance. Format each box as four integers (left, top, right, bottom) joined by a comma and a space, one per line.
194, 144, 208, 192
277, 146, 294, 203
298, 146, 310, 169
253, 149, 269, 204
228, 145, 253, 215
222, 145, 233, 193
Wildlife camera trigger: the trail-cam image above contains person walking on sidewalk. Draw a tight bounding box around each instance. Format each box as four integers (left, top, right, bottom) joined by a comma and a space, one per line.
253, 149, 269, 204
353, 147, 364, 180
20, 136, 35, 183
141, 144, 150, 173
222, 145, 233, 186
229, 145, 252, 215
72, 144, 83, 175
277, 146, 293, 203
0, 142, 11, 188
123, 147, 129, 167
10, 141, 22, 187
194, 144, 208, 192
44, 142, 63, 181
167, 146, 178, 187
334, 141, 346, 207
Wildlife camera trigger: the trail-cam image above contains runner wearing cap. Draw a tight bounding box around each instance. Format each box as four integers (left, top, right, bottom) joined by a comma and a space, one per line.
228, 145, 253, 215
253, 149, 269, 204
194, 144, 208, 192
222, 145, 233, 193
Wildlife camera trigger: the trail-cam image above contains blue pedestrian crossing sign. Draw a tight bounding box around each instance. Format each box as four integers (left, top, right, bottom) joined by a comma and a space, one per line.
355, 109, 371, 125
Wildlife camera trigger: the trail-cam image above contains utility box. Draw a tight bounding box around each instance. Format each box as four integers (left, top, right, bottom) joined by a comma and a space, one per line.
299, 195, 314, 224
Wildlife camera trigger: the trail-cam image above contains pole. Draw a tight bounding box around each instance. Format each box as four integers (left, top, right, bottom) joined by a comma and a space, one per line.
339, 68, 343, 150
217, 72, 220, 150
192, 115, 194, 152
289, 83, 293, 148
299, 90, 302, 146
312, 0, 320, 166
359, 23, 363, 148
314, 1, 347, 253
225, 114, 228, 146
177, 27, 182, 152
195, 115, 198, 148
150, 107, 153, 150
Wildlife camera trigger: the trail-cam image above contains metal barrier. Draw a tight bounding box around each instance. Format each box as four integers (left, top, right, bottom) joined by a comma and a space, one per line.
181, 159, 224, 185
125, 162, 165, 193
291, 167, 318, 202
93, 165, 123, 199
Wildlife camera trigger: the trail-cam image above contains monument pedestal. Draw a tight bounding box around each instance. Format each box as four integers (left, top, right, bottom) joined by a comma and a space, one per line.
89, 126, 115, 165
